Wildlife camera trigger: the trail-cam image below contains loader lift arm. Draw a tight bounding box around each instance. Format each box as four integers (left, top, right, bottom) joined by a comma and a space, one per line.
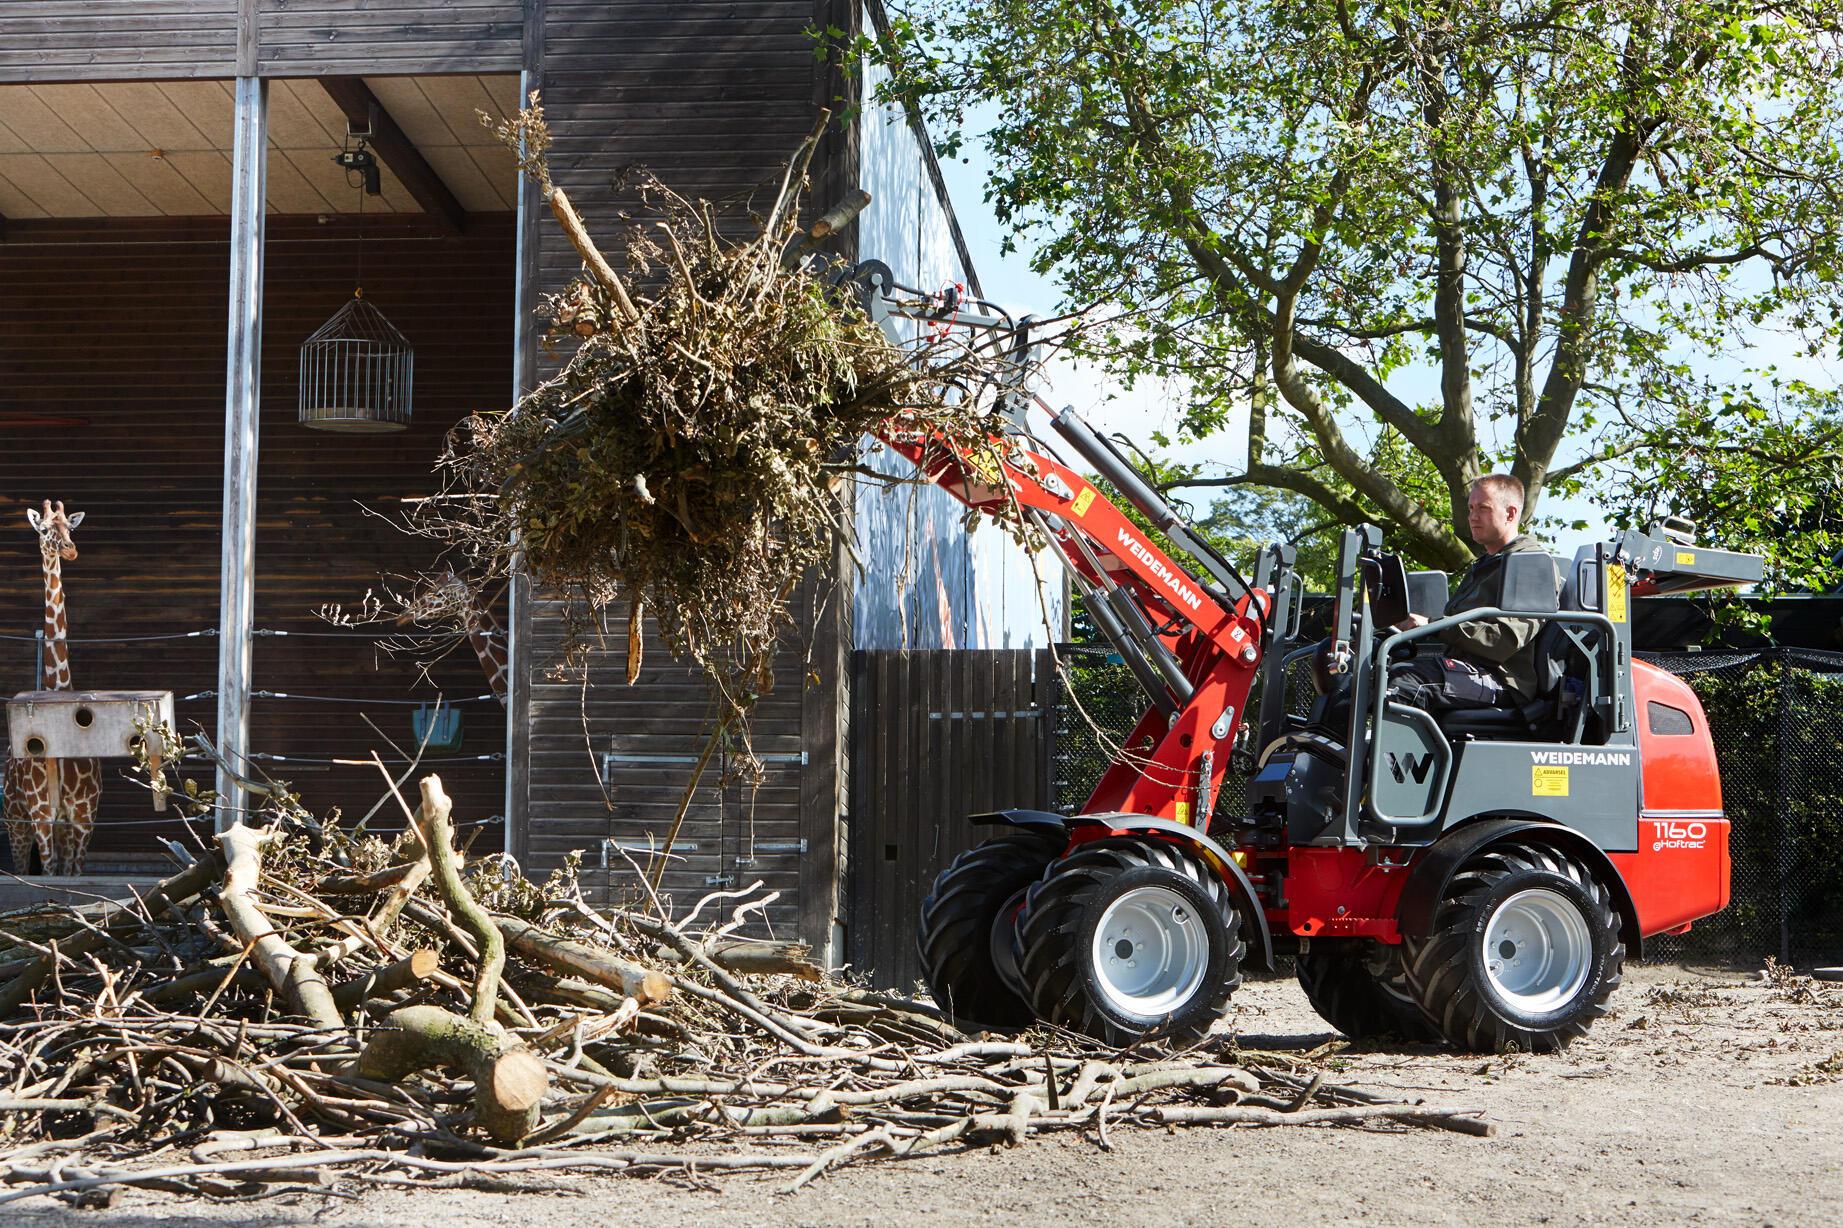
846, 260, 1267, 828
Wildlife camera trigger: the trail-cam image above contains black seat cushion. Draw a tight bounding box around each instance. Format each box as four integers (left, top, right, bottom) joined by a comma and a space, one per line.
1435, 694, 1551, 737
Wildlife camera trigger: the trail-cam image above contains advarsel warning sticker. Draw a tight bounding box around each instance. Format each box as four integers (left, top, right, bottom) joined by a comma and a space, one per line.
1532, 765, 1570, 797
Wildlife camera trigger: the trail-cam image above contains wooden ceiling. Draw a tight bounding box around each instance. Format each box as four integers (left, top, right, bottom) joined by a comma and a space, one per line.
0, 75, 520, 220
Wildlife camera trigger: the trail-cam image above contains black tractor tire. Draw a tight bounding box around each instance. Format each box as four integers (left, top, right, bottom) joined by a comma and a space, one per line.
1016, 840, 1242, 1048
1404, 841, 1625, 1053
917, 830, 1065, 1031
1295, 939, 1440, 1043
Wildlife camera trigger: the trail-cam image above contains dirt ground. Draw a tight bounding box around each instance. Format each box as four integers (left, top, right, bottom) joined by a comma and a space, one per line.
12, 962, 1841, 1228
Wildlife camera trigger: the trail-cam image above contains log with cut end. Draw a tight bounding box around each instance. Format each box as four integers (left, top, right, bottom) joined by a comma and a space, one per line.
330, 949, 440, 1011
352, 1004, 547, 1144
494, 914, 672, 1005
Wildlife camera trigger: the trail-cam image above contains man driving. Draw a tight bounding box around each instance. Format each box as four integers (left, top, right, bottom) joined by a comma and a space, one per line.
1387, 474, 1553, 711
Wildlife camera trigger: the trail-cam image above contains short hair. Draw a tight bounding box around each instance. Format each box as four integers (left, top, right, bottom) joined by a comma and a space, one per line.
1471, 473, 1525, 510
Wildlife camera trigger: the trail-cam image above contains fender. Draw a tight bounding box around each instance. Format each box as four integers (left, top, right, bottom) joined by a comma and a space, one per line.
972, 809, 1275, 971
1395, 818, 1644, 959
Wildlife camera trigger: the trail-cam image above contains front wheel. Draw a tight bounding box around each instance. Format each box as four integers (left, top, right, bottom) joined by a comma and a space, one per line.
1016, 840, 1242, 1047
1403, 842, 1624, 1052
917, 831, 1065, 1030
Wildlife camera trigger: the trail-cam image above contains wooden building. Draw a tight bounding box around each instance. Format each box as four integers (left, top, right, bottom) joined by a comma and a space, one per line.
0, 2, 1058, 970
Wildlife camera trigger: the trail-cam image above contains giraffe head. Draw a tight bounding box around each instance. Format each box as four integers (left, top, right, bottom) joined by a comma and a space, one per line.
25, 500, 84, 563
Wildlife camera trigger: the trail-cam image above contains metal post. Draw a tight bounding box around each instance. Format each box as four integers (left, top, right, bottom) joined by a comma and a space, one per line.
505, 16, 542, 858
216, 75, 267, 828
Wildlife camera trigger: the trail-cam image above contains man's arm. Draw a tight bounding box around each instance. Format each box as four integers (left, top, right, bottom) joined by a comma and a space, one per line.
1440, 616, 1538, 663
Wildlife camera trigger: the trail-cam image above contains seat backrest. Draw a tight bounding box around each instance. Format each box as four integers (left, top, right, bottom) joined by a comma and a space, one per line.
1499, 550, 1561, 613
1406, 570, 1449, 617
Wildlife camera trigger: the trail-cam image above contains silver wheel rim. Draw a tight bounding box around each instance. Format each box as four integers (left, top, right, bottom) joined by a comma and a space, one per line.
1091, 885, 1208, 1017
1481, 887, 1593, 1013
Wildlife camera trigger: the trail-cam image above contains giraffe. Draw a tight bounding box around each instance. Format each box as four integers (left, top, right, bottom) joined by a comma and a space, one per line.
411, 570, 508, 707
451, 573, 509, 708
3, 501, 102, 876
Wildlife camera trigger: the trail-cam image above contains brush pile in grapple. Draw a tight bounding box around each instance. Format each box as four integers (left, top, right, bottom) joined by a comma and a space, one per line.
427, 102, 1000, 710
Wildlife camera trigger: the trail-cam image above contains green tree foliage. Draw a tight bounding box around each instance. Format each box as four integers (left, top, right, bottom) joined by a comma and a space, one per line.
870, 1, 1843, 570
1592, 386, 1843, 595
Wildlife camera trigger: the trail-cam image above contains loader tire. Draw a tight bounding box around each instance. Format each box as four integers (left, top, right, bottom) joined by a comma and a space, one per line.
917, 830, 1064, 1031
1404, 842, 1624, 1053
1016, 840, 1241, 1047
1295, 939, 1439, 1043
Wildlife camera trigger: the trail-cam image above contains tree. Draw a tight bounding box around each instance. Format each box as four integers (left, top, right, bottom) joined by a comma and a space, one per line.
870, 0, 1843, 569
1598, 382, 1843, 595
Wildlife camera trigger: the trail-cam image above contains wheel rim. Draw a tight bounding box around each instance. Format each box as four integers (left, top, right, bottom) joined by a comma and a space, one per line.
1090, 885, 1209, 1017
1481, 888, 1594, 1013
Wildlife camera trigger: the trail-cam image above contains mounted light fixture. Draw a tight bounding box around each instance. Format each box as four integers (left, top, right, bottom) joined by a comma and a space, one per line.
298, 124, 413, 433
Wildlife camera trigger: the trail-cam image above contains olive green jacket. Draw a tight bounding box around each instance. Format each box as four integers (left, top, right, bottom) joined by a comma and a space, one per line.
1439, 533, 1554, 699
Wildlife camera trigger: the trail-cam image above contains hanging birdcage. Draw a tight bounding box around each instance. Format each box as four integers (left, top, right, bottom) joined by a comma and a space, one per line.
297, 289, 414, 433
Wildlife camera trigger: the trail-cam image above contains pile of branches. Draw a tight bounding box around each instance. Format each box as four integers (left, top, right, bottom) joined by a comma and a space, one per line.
0, 774, 1491, 1207
414, 100, 1020, 716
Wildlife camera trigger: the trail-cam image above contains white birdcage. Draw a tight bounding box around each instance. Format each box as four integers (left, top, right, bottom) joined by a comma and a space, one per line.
297, 288, 414, 433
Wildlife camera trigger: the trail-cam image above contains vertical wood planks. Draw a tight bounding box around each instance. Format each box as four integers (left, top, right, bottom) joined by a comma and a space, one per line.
846, 648, 1056, 989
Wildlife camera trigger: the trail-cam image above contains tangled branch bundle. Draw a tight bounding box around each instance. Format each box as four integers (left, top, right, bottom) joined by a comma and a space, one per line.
0, 764, 1491, 1207
422, 102, 1010, 711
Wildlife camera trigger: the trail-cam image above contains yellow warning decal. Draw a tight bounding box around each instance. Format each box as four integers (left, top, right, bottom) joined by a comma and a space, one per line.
1606, 563, 1628, 623
1174, 801, 1192, 826
1675, 550, 1697, 568
1071, 487, 1096, 516
1532, 765, 1570, 797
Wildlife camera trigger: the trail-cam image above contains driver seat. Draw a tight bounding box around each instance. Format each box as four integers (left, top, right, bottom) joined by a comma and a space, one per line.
1433, 552, 1574, 739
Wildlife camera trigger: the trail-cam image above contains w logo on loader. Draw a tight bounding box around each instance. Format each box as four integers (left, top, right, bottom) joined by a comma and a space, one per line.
1386, 751, 1436, 785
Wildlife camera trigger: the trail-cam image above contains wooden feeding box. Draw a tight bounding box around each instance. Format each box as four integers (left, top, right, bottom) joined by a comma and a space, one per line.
7, 690, 175, 761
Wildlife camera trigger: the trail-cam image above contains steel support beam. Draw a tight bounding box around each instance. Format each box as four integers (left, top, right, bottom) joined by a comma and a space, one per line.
319, 77, 468, 235
505, 0, 545, 862
216, 76, 267, 827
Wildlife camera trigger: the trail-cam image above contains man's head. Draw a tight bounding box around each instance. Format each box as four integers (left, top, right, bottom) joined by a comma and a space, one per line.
1466, 475, 1523, 553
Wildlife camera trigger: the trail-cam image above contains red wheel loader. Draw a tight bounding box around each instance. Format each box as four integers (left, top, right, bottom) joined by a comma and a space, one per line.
847, 262, 1761, 1052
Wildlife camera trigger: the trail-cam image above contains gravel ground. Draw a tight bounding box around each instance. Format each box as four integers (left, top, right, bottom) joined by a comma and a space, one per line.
12, 962, 1840, 1228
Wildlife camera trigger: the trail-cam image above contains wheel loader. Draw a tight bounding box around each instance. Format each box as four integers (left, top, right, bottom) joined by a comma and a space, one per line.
847, 261, 1762, 1053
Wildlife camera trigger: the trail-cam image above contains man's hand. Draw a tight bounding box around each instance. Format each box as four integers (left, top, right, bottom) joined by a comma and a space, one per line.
1392, 613, 1430, 632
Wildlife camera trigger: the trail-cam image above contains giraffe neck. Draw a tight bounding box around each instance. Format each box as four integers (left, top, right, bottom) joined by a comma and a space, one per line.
463, 602, 509, 707
41, 547, 70, 692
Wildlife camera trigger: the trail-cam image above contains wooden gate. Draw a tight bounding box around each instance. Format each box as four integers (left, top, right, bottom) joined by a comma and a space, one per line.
846, 649, 1056, 989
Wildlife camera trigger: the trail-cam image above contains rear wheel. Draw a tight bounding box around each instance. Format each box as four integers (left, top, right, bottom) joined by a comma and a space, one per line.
1295, 939, 1439, 1042
1016, 840, 1242, 1047
1404, 842, 1624, 1052
917, 830, 1064, 1030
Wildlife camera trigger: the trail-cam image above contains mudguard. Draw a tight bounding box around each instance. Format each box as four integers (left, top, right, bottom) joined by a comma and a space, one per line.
1395, 818, 1644, 958
971, 809, 1276, 971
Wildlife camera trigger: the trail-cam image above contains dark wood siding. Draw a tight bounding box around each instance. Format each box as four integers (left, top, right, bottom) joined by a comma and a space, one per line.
847, 650, 1056, 989
0, 2, 239, 83
515, 2, 847, 941
256, 1, 523, 76
0, 213, 514, 873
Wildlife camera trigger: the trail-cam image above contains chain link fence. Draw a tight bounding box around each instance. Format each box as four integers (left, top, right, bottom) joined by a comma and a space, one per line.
1053, 648, 1843, 966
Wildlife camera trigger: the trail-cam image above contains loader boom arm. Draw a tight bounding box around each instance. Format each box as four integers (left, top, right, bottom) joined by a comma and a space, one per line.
845, 255, 1267, 826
